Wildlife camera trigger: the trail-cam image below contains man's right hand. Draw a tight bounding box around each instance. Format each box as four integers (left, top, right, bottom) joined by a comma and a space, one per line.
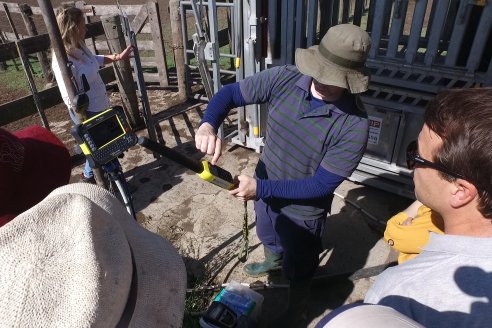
195, 122, 222, 165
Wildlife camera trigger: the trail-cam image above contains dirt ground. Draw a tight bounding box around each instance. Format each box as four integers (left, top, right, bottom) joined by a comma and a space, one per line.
1, 77, 414, 327
115, 97, 411, 327
0, 0, 430, 326
0, 1, 413, 323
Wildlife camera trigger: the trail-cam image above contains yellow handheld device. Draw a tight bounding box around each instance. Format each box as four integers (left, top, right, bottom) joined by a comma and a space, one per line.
71, 106, 138, 168
198, 161, 236, 190
137, 137, 236, 190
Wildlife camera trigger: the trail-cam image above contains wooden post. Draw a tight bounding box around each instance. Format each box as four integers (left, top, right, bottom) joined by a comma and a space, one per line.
169, 0, 188, 101
38, 1, 80, 121
0, 33, 7, 71
19, 3, 53, 83
101, 14, 142, 128
147, 0, 169, 86
16, 40, 50, 130
3, 3, 21, 71
37, 0, 107, 189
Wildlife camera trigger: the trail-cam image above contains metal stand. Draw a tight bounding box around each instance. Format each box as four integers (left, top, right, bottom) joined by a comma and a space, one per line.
102, 159, 136, 220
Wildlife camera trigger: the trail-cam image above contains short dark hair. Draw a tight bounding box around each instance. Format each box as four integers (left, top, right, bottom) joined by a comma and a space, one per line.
424, 87, 492, 218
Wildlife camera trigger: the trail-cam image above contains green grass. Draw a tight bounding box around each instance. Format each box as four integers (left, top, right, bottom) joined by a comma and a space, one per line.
183, 278, 217, 328
0, 58, 45, 93
183, 291, 208, 327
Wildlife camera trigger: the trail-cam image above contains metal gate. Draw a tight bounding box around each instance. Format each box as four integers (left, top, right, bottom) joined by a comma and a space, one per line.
181, 0, 492, 198
359, 0, 491, 197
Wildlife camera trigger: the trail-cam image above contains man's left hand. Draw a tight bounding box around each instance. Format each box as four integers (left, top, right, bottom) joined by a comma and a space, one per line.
229, 175, 256, 202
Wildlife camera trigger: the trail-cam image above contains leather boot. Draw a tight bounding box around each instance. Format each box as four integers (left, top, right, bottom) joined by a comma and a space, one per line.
268, 280, 312, 328
243, 246, 282, 277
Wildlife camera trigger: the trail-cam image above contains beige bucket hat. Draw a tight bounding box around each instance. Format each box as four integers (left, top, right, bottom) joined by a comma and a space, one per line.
0, 183, 186, 327
320, 304, 424, 328
295, 24, 372, 94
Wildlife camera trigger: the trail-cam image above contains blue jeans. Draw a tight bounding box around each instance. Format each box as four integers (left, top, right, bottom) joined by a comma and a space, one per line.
70, 110, 98, 178
254, 198, 327, 282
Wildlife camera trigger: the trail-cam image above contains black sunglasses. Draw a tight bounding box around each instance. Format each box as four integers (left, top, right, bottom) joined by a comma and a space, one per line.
406, 141, 465, 179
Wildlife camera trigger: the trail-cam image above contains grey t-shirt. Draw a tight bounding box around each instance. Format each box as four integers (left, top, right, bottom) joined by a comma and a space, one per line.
239, 65, 369, 220
365, 233, 492, 327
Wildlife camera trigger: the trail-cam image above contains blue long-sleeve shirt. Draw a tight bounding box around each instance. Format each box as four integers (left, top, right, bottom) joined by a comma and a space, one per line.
201, 82, 344, 200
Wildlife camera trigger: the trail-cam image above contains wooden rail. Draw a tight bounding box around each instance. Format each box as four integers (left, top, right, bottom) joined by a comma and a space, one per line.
0, 0, 234, 128
0, 1, 170, 84
0, 66, 115, 126
0, 1, 170, 127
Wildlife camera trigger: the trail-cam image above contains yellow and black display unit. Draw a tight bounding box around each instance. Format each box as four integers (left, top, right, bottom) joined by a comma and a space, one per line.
71, 106, 138, 168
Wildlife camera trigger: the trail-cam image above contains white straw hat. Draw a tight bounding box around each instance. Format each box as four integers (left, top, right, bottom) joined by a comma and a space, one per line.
295, 24, 372, 94
319, 304, 424, 328
0, 183, 186, 327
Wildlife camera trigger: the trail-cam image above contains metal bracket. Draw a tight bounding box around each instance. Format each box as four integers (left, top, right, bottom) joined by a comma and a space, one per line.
192, 33, 214, 100
204, 42, 216, 60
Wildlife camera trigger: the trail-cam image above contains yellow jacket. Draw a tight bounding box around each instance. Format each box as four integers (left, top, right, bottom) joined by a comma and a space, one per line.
384, 205, 444, 264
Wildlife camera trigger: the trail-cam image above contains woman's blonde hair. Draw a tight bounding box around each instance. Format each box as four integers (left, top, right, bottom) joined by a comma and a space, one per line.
56, 6, 86, 55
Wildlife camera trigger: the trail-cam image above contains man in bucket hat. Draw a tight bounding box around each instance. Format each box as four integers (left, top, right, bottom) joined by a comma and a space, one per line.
194, 24, 371, 326
0, 183, 186, 327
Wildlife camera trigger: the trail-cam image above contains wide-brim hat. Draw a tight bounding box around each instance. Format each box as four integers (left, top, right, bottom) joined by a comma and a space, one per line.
319, 304, 424, 327
296, 24, 372, 94
0, 183, 186, 327
0, 126, 71, 227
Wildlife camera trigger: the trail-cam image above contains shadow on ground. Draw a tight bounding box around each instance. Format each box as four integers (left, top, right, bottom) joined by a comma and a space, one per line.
122, 140, 206, 213
252, 183, 413, 327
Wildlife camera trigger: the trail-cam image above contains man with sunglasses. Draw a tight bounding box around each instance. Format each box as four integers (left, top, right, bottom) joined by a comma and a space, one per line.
364, 88, 492, 327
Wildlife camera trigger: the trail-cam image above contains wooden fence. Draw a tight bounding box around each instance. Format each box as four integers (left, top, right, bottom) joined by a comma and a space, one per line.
1, 1, 171, 82
0, 0, 171, 127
